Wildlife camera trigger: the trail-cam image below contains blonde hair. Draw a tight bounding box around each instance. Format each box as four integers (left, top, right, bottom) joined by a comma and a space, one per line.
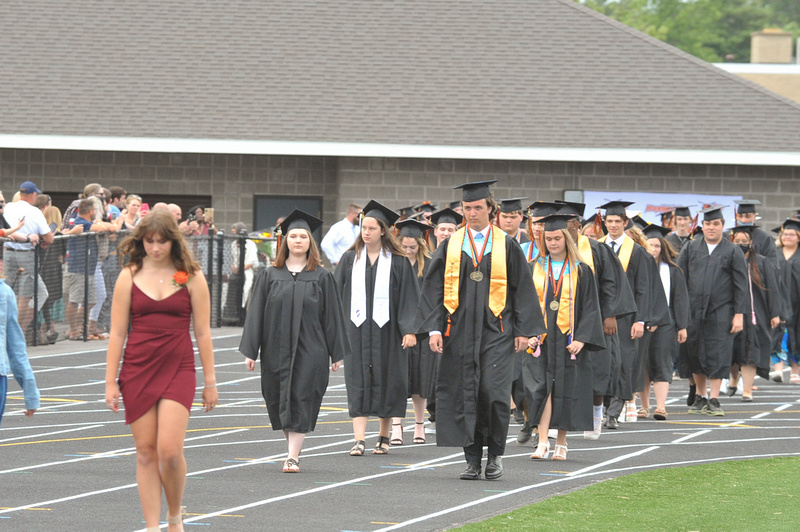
536, 228, 585, 279
80, 183, 103, 199
626, 226, 651, 254
44, 206, 63, 229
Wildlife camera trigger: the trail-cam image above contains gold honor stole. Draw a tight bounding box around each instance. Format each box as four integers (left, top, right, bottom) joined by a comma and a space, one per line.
532, 257, 579, 342
577, 235, 595, 274
443, 226, 508, 319
598, 235, 633, 271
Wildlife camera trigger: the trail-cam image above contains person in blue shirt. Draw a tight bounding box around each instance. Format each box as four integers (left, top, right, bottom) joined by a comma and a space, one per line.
0, 278, 39, 424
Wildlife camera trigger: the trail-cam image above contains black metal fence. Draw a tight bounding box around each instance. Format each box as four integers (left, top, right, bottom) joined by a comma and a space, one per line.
2, 232, 275, 346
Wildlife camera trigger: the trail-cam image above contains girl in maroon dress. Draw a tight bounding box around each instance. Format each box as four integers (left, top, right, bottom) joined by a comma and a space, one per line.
105, 210, 217, 532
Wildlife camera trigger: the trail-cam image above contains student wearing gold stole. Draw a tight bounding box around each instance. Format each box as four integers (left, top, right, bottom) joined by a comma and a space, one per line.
526, 214, 605, 461
416, 180, 544, 481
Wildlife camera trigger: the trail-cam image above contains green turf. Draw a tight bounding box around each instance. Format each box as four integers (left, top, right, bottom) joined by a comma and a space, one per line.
456, 457, 799, 531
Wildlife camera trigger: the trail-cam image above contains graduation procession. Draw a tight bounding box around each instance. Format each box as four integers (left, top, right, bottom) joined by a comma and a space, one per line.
233, 181, 800, 481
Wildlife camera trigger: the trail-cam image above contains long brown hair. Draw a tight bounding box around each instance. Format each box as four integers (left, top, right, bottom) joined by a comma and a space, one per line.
118, 209, 201, 274
352, 217, 404, 258
649, 235, 679, 269
404, 236, 431, 278
273, 228, 322, 271
732, 232, 765, 290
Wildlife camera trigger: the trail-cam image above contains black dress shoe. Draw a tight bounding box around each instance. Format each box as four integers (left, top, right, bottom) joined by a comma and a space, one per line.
485, 455, 503, 480
459, 462, 481, 480
605, 415, 619, 430
513, 408, 525, 424
686, 384, 697, 407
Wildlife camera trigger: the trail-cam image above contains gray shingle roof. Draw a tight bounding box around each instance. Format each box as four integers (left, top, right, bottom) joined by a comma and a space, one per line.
2, 0, 800, 152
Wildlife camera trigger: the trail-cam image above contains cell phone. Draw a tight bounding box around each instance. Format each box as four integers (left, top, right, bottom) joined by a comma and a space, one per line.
139, 203, 150, 216
204, 208, 213, 220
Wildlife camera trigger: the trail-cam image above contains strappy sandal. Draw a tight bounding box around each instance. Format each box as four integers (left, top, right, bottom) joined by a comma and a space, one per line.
283, 457, 300, 473
727, 385, 738, 396
373, 436, 390, 455
530, 441, 550, 459
653, 409, 668, 420
349, 440, 366, 456
390, 423, 404, 445
552, 444, 568, 461
167, 505, 185, 531
637, 407, 650, 419
412, 421, 426, 444
791, 374, 800, 385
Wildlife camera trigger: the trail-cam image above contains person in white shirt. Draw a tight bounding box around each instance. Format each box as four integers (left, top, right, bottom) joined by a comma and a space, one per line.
320, 204, 361, 266
3, 181, 55, 339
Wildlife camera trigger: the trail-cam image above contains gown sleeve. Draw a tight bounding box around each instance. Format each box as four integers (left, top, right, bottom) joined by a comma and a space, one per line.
574, 262, 606, 351
238, 266, 270, 361
670, 264, 690, 331
646, 254, 671, 328
762, 259, 782, 322
415, 241, 448, 334
394, 255, 422, 336
320, 268, 350, 364
596, 242, 637, 320
731, 246, 749, 315
508, 237, 546, 338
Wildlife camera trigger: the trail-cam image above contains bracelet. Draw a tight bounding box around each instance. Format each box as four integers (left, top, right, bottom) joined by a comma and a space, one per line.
204, 383, 217, 388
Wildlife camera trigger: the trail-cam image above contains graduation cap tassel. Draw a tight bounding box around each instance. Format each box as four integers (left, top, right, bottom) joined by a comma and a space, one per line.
689, 212, 700, 234
276, 227, 283, 251
593, 208, 604, 236
526, 210, 534, 241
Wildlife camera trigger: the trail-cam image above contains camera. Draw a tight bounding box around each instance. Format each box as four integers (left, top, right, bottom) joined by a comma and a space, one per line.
187, 214, 196, 223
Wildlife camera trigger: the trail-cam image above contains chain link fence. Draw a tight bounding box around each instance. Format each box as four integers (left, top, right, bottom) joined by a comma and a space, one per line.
1, 232, 275, 346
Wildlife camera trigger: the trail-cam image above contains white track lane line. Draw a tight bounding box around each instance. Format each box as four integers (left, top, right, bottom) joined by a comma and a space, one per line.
0, 424, 105, 443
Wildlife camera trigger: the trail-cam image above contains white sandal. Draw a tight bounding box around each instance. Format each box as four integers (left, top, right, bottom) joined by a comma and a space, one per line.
552, 444, 568, 461
530, 441, 550, 459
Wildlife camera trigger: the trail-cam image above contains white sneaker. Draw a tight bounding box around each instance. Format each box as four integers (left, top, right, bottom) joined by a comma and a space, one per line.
584, 417, 602, 440
625, 402, 638, 423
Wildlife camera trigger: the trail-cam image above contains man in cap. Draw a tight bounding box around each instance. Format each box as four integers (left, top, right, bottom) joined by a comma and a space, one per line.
496, 198, 529, 244
678, 206, 747, 416
665, 206, 694, 252
320, 203, 362, 266
732, 200, 777, 265
417, 180, 544, 480
598, 201, 653, 428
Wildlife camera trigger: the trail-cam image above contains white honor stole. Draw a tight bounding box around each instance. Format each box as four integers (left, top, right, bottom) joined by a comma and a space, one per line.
351, 249, 392, 327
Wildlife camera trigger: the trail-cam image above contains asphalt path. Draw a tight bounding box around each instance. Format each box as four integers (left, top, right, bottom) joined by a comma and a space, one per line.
2, 328, 800, 531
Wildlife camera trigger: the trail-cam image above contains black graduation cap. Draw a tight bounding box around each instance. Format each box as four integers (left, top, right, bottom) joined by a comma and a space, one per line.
397, 205, 416, 218
528, 201, 562, 218
781, 218, 800, 233
539, 214, 572, 232
599, 200, 634, 218
555, 200, 585, 218
735, 199, 761, 214
701, 205, 725, 221
396, 219, 432, 239
498, 197, 528, 213
658, 211, 674, 223
581, 213, 600, 228
771, 225, 782, 234
415, 202, 437, 214
642, 224, 671, 239
279, 209, 323, 235
729, 225, 757, 237
362, 200, 400, 226
673, 206, 692, 218
430, 207, 462, 227
454, 180, 498, 202
631, 214, 649, 229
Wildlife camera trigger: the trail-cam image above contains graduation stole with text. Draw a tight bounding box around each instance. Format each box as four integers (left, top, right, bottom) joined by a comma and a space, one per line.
532, 256, 579, 342
577, 235, 595, 274
598, 234, 634, 271
443, 226, 508, 318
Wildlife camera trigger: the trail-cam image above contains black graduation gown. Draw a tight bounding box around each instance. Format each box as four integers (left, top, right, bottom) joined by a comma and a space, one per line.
677, 238, 748, 379
632, 253, 672, 392
524, 262, 605, 431
665, 232, 691, 253
646, 262, 690, 383
408, 261, 436, 398
416, 232, 545, 450
239, 266, 349, 433
587, 238, 637, 397
773, 248, 800, 354
335, 249, 420, 418
606, 237, 652, 401
733, 253, 781, 377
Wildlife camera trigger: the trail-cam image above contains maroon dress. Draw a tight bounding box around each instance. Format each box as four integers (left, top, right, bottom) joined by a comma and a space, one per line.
118, 283, 196, 424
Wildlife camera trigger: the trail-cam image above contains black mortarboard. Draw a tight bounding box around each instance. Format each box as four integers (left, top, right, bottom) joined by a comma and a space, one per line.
415, 202, 437, 214
581, 213, 600, 228
396, 219, 432, 239
280, 209, 323, 235
701, 205, 725, 221
555, 200, 586, 218
659, 211, 674, 223
448, 200, 462, 209
430, 208, 462, 227
673, 206, 692, 218
454, 180, 498, 202
539, 214, 572, 232
362, 200, 400, 226
771, 225, 782, 234
642, 224, 671, 239
631, 214, 648, 229
397, 205, 416, 218
498, 197, 527, 213
528, 201, 561, 218
599, 200, 634, 218
730, 225, 757, 237
735, 199, 761, 214
781, 218, 800, 233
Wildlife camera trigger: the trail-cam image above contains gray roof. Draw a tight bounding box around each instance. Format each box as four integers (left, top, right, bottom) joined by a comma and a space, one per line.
2, 0, 800, 152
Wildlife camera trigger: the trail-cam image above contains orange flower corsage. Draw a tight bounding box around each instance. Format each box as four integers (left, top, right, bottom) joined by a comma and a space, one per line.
172, 271, 190, 289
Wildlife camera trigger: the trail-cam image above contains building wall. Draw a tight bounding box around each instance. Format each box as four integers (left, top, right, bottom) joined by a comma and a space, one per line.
1, 149, 797, 233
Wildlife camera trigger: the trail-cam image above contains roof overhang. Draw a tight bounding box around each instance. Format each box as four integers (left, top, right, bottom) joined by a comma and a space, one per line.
1, 134, 798, 166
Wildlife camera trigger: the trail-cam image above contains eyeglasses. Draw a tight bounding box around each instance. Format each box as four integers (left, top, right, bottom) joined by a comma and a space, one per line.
0, 201, 5, 207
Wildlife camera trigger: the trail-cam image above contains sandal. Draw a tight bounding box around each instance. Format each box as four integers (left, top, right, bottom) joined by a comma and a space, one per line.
741, 395, 753, 402
283, 457, 300, 473
412, 421, 426, 444
373, 436, 390, 455
390, 423, 404, 445
653, 409, 667, 420
349, 440, 366, 456
727, 385, 737, 396
637, 407, 650, 419
530, 441, 550, 459
552, 444, 568, 461
791, 374, 800, 385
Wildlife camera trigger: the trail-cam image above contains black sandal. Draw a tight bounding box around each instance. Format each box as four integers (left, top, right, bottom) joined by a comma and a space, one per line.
390, 423, 404, 445
373, 436, 390, 455
349, 440, 366, 456
413, 421, 426, 444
